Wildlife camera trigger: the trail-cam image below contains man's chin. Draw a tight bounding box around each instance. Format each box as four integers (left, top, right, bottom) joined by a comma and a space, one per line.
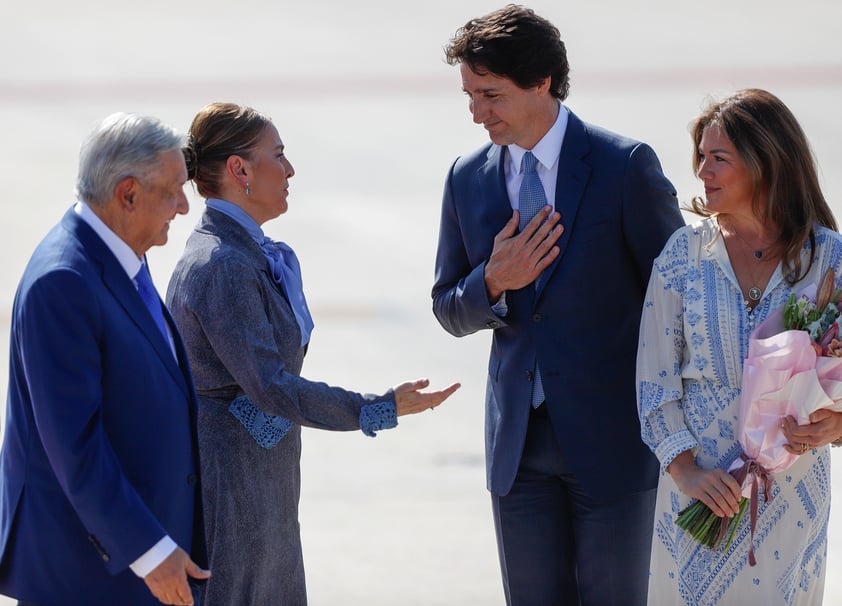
487, 131, 510, 146
152, 233, 169, 250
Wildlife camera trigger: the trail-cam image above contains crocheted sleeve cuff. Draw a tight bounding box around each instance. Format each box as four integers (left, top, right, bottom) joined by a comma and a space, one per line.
229, 395, 293, 449
359, 401, 398, 437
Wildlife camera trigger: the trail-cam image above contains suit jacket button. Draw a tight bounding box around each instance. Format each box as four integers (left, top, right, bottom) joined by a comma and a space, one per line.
525, 370, 533, 381
187, 473, 198, 486
532, 314, 542, 322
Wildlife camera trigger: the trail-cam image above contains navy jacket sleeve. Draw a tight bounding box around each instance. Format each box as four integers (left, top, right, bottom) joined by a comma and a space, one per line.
432, 150, 512, 337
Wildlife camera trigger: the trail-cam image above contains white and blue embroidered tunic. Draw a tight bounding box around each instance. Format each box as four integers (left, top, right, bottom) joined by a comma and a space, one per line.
637, 217, 842, 606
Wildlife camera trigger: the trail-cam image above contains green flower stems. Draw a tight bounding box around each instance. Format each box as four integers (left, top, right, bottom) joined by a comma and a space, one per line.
675, 496, 749, 550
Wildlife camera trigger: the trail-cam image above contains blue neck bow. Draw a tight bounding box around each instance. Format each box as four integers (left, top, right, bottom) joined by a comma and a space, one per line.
206, 198, 314, 346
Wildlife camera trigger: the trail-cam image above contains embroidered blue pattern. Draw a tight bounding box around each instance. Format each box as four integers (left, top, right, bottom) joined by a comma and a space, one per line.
229, 395, 292, 449
637, 219, 842, 604
359, 401, 397, 437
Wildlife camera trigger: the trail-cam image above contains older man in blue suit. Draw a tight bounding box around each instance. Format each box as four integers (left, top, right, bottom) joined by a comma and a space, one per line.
432, 6, 685, 605
0, 113, 208, 605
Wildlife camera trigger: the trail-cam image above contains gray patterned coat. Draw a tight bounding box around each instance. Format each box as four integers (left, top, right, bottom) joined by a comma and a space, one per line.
166, 208, 391, 606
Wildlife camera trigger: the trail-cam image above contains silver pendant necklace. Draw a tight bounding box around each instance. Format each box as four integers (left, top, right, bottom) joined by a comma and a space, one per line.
743, 252, 766, 303
721, 218, 775, 305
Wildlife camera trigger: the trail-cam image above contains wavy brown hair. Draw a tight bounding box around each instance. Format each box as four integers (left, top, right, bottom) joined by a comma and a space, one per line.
444, 4, 570, 100
689, 88, 836, 284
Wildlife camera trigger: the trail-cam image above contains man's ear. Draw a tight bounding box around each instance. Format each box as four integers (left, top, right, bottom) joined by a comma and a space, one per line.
535, 76, 552, 96
114, 177, 138, 210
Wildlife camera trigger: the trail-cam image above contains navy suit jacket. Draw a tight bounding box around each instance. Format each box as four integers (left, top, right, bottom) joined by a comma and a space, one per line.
432, 110, 685, 500
0, 209, 204, 605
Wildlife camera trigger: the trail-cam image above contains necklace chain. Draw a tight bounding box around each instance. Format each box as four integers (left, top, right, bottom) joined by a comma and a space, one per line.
724, 220, 775, 261
720, 218, 778, 306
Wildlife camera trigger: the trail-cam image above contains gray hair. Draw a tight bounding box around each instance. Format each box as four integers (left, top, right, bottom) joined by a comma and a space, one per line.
75, 112, 184, 206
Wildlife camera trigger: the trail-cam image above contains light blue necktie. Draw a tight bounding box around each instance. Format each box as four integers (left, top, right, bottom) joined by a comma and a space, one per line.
518, 151, 546, 408
135, 262, 169, 343
519, 151, 547, 232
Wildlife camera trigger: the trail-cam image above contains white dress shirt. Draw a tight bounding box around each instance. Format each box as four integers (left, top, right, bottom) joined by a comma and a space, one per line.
504, 103, 569, 212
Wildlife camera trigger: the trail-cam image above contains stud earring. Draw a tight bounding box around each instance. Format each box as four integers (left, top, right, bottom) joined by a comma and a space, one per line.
245, 182, 251, 196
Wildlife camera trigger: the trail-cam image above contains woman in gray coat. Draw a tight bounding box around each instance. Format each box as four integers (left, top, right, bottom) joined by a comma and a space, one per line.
166, 102, 459, 606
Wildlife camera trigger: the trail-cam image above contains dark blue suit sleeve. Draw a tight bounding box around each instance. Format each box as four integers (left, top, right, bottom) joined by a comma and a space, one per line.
432, 160, 509, 337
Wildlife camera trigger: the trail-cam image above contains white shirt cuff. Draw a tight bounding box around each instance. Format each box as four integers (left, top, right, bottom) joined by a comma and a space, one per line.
130, 535, 177, 578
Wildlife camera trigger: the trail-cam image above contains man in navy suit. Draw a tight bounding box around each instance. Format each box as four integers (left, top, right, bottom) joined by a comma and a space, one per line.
0, 113, 209, 605
432, 6, 685, 605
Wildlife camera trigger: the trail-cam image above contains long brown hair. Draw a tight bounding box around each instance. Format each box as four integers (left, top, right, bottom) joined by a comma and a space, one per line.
688, 88, 836, 284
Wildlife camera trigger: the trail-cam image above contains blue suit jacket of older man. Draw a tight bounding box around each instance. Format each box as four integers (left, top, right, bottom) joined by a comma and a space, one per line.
432, 110, 685, 500
0, 209, 204, 605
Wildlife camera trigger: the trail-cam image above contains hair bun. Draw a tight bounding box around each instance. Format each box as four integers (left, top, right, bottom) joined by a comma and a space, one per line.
183, 140, 199, 180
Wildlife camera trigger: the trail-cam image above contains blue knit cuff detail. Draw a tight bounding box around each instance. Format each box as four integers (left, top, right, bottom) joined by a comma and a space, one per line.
229, 395, 292, 449
655, 429, 699, 472
359, 401, 398, 437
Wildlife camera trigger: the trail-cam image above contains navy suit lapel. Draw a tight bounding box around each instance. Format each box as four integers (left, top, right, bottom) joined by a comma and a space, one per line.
63, 211, 189, 396
477, 145, 538, 311
536, 111, 591, 298
477, 144, 514, 245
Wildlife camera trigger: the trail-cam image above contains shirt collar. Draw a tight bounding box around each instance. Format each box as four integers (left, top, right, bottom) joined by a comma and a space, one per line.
74, 201, 143, 279
507, 103, 569, 174
205, 198, 265, 244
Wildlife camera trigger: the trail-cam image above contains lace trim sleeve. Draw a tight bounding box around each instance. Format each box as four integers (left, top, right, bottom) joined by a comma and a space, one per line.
359, 401, 398, 437
229, 395, 293, 449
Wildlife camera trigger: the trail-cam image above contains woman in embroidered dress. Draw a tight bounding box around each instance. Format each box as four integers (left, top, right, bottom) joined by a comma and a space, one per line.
637, 88, 842, 605
166, 102, 459, 606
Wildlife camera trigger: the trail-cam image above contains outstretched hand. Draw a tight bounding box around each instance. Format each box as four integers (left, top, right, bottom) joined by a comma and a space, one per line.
144, 546, 210, 606
484, 207, 562, 303
393, 378, 461, 416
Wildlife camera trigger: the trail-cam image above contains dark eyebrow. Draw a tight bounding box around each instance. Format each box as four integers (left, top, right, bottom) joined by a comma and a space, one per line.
699, 147, 733, 155
462, 87, 499, 94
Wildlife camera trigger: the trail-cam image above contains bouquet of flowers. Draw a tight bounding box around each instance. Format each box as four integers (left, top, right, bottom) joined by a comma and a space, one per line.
676, 268, 842, 564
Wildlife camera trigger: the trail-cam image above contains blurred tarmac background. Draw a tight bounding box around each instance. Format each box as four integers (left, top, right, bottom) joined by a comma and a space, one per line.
1, 0, 841, 603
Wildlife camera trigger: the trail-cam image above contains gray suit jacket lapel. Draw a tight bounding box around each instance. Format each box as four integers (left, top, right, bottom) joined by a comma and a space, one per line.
201, 208, 297, 314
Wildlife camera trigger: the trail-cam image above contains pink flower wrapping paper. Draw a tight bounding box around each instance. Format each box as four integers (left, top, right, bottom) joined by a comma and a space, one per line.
729, 286, 842, 494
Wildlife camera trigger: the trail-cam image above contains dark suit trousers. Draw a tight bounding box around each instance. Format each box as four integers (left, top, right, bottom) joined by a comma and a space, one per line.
491, 403, 656, 606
